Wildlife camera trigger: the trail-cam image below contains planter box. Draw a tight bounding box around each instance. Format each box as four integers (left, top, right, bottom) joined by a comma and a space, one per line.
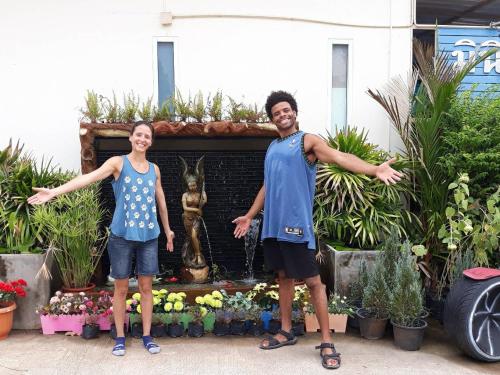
0, 252, 57, 329
305, 313, 348, 333
319, 243, 378, 296
40, 314, 85, 335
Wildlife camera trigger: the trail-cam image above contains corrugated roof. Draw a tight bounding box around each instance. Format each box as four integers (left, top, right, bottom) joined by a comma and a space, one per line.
417, 0, 500, 26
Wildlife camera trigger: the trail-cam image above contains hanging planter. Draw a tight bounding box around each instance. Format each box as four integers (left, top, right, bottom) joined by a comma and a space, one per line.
0, 302, 16, 340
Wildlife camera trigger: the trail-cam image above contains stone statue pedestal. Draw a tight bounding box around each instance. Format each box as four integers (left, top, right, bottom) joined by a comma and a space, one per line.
180, 266, 209, 284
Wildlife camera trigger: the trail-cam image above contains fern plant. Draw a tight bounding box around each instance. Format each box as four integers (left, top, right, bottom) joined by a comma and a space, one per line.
208, 91, 223, 121
173, 88, 192, 121
191, 91, 206, 123
138, 96, 153, 122
122, 92, 139, 123
81, 90, 103, 123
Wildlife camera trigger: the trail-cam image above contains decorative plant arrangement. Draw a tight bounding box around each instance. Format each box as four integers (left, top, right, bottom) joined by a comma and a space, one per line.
37, 290, 115, 336
304, 292, 354, 334
32, 183, 107, 289
80, 89, 268, 124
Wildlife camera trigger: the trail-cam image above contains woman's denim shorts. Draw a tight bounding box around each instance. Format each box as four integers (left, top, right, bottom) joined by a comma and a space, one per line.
107, 233, 159, 279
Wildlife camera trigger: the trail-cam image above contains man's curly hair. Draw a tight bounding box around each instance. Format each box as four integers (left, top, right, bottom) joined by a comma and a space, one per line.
265, 90, 298, 120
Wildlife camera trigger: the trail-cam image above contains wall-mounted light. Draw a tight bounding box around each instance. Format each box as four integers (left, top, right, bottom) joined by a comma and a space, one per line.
160, 12, 172, 26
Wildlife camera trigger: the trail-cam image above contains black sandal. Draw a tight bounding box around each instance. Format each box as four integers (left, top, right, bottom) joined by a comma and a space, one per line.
315, 343, 341, 370
259, 329, 297, 350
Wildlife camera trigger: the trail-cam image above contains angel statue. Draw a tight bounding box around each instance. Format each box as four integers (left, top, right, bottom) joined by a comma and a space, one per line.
179, 156, 208, 270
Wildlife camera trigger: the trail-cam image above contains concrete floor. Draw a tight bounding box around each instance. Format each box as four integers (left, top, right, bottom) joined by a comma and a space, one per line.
0, 321, 499, 375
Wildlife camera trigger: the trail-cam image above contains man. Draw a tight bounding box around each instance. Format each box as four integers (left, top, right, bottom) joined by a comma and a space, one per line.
233, 90, 402, 370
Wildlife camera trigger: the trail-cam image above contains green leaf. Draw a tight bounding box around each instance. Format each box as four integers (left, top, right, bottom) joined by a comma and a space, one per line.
448, 182, 458, 190
445, 207, 455, 218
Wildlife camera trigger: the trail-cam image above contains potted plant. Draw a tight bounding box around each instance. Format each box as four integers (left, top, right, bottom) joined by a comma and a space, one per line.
246, 303, 265, 336
347, 259, 369, 329
186, 305, 205, 337
151, 315, 167, 338
390, 242, 427, 351
0, 278, 27, 340
225, 291, 252, 335
32, 182, 107, 290
213, 309, 232, 336
167, 312, 184, 338
81, 313, 100, 340
196, 291, 222, 332
37, 291, 87, 335
358, 255, 392, 339
327, 293, 355, 333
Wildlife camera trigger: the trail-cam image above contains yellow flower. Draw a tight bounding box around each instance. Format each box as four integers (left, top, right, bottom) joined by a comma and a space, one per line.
152, 290, 160, 296
195, 296, 205, 305
174, 301, 184, 311
211, 291, 223, 300
167, 293, 177, 302
153, 297, 161, 305
132, 293, 141, 301
159, 289, 168, 295
136, 304, 142, 314
214, 300, 223, 309
178, 292, 187, 299
164, 302, 173, 312
200, 307, 208, 317
126, 299, 133, 306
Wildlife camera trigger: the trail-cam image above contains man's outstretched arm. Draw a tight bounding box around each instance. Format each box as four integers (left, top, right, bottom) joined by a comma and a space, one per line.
304, 134, 403, 185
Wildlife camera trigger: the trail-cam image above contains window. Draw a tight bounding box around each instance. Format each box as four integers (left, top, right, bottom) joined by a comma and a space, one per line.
331, 44, 349, 130
157, 41, 175, 106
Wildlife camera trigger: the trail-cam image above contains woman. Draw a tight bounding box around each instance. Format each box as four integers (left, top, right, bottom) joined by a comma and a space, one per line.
29, 121, 175, 356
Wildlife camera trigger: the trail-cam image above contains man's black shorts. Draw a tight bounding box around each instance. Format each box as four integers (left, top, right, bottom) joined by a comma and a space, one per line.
263, 238, 319, 279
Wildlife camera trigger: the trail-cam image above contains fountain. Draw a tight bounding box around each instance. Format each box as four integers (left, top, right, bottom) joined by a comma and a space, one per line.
241, 212, 263, 284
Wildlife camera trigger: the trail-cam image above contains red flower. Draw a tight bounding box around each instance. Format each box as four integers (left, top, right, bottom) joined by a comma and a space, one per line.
17, 279, 27, 286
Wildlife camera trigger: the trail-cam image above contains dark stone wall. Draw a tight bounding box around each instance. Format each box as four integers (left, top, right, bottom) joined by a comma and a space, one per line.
95, 136, 275, 279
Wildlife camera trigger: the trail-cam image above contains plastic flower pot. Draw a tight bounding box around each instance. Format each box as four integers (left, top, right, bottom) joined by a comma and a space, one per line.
247, 321, 265, 336
230, 320, 246, 336
151, 323, 167, 338
81, 324, 100, 339
357, 309, 388, 340
202, 312, 216, 332
131, 322, 143, 338
168, 323, 184, 338
213, 321, 230, 336
0, 302, 16, 340
267, 319, 281, 334
292, 321, 305, 336
392, 319, 428, 351
187, 322, 204, 337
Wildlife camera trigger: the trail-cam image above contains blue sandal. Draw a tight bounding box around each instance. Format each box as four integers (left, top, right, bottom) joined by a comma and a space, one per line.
112, 337, 126, 356
143, 335, 161, 354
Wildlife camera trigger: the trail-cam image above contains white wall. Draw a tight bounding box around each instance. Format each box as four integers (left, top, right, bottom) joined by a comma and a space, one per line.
0, 0, 412, 171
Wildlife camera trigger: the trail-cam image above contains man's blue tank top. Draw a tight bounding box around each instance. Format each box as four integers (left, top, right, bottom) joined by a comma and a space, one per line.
261, 131, 317, 249
109, 156, 160, 242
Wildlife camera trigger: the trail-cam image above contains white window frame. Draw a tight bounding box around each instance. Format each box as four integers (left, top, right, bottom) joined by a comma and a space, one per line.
327, 39, 353, 132
152, 36, 179, 106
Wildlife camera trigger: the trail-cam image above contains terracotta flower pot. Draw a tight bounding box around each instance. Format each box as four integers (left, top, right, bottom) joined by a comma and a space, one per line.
0, 302, 16, 340
61, 283, 96, 293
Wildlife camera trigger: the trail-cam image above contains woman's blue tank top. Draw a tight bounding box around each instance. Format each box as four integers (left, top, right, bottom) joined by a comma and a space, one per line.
261, 131, 317, 249
109, 156, 160, 242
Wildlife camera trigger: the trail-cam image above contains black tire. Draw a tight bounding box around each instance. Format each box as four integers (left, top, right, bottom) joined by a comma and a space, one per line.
444, 276, 500, 362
